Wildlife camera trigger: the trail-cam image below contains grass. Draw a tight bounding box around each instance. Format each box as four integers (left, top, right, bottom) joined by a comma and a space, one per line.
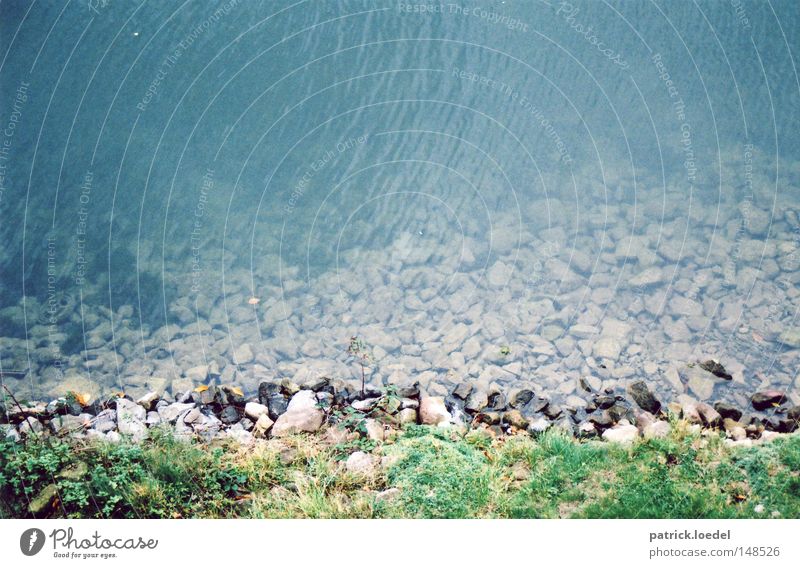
1, 423, 799, 519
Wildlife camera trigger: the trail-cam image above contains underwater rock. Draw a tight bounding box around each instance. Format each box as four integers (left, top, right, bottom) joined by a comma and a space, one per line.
699, 360, 733, 380
778, 329, 800, 349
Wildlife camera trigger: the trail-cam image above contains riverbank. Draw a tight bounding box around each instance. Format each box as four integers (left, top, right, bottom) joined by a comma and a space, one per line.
2, 421, 799, 519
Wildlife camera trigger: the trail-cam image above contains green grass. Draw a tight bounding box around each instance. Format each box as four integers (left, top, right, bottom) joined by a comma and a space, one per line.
1, 423, 799, 519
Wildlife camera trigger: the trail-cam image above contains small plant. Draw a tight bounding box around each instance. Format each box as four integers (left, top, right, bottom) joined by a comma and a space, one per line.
499, 345, 511, 357
347, 336, 373, 397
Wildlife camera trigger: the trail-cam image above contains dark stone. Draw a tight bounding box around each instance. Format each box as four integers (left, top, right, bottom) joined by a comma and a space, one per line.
699, 360, 733, 380
627, 381, 661, 414
510, 389, 534, 408
595, 395, 616, 410
713, 402, 742, 421
584, 401, 597, 413
257, 382, 289, 419
305, 376, 330, 392
751, 390, 787, 411
589, 411, 615, 430
607, 403, 632, 423
395, 382, 420, 399
788, 406, 800, 422
475, 411, 502, 425
219, 405, 241, 425
488, 392, 508, 411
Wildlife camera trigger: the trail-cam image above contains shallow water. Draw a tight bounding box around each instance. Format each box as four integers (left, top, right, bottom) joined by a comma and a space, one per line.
0, 1, 798, 410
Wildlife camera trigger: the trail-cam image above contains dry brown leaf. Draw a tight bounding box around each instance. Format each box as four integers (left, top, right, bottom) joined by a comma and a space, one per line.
194, 385, 209, 393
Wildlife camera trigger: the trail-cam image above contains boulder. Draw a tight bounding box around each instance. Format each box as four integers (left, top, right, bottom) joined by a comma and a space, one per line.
751, 390, 787, 411
253, 414, 274, 437
158, 402, 196, 423
643, 420, 670, 439
419, 396, 451, 425
271, 391, 325, 436
627, 381, 661, 414
345, 451, 378, 475
714, 402, 742, 421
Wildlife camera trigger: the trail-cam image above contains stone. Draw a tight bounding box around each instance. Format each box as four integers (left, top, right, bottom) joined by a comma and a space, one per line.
682, 366, 717, 400
643, 420, 670, 439
777, 329, 800, 349
452, 383, 473, 400
253, 414, 274, 437
28, 483, 59, 514
345, 451, 377, 475
627, 381, 661, 414
115, 398, 147, 441
271, 394, 325, 437
286, 390, 319, 412
593, 337, 622, 360
465, 390, 489, 412
352, 397, 380, 412
136, 391, 159, 410
398, 408, 417, 424
601, 421, 639, 444
577, 421, 596, 437
258, 381, 289, 419
158, 402, 196, 423
219, 405, 241, 425
503, 409, 529, 430
677, 395, 702, 424
714, 402, 742, 421
699, 360, 732, 380
751, 390, 787, 411
184, 365, 209, 382
244, 402, 269, 420
18, 417, 44, 437
364, 419, 385, 442
527, 417, 550, 434
419, 396, 451, 425
233, 343, 254, 363
629, 267, 663, 287
375, 488, 401, 502
510, 389, 534, 408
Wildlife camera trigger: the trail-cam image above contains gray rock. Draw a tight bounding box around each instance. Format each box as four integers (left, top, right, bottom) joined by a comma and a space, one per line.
115, 398, 147, 441
271, 392, 325, 437
345, 451, 377, 475
158, 402, 196, 423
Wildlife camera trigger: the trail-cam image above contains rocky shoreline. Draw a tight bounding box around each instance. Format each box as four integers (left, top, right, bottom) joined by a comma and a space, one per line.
3, 358, 797, 450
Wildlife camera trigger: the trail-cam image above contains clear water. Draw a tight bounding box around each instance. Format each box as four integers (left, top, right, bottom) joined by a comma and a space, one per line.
1, 1, 798, 410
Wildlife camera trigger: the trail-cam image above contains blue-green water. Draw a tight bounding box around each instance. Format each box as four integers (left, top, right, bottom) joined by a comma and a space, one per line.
1, 1, 798, 409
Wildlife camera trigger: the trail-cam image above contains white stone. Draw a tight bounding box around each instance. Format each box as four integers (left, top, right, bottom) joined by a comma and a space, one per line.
244, 401, 269, 420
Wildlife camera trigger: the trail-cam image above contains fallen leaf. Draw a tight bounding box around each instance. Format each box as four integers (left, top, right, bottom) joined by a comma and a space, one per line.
230, 386, 244, 397
194, 385, 209, 393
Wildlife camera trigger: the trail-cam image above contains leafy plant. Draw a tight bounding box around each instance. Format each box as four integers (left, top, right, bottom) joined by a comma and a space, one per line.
347, 336, 373, 397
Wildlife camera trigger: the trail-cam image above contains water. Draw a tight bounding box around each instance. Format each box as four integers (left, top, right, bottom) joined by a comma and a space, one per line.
1, 1, 798, 411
